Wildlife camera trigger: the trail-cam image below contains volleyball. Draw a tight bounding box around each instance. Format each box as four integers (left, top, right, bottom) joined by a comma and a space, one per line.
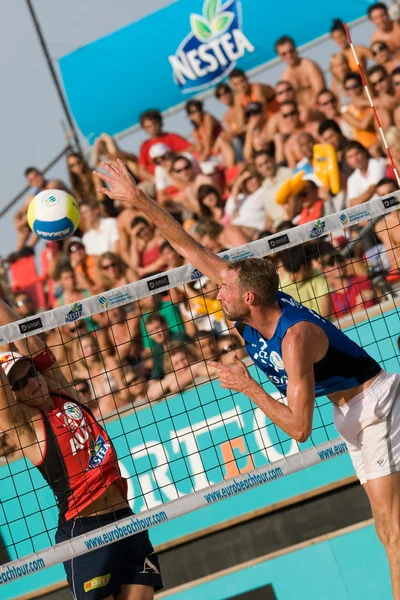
27, 189, 80, 241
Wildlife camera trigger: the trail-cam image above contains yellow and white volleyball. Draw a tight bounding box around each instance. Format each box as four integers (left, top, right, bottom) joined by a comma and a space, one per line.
27, 189, 80, 241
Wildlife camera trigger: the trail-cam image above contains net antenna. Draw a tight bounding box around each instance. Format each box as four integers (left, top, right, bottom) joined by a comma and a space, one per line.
343, 21, 400, 187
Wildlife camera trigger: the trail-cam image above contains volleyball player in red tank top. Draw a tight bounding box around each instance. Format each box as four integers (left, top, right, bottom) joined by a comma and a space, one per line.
0, 298, 162, 600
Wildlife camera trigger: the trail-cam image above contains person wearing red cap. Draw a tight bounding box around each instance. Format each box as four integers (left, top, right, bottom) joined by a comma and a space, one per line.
0, 298, 162, 599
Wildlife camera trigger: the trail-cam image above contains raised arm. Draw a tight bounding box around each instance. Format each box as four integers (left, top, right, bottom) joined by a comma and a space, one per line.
0, 299, 81, 403
94, 160, 226, 285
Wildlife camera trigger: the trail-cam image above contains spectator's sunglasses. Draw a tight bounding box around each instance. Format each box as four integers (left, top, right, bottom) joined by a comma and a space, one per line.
216, 89, 230, 99
220, 344, 236, 354
173, 164, 191, 173
15, 298, 32, 307
76, 385, 90, 395
318, 96, 336, 107
282, 109, 298, 119
11, 366, 38, 392
279, 47, 296, 57
372, 44, 386, 56
68, 159, 82, 168
101, 262, 119, 270
276, 86, 292, 96
344, 82, 361, 92
321, 255, 344, 268
297, 186, 313, 198
153, 154, 170, 165
68, 244, 84, 253
371, 75, 387, 88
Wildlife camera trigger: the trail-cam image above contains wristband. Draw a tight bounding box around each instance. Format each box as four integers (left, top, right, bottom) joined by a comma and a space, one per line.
33, 348, 56, 372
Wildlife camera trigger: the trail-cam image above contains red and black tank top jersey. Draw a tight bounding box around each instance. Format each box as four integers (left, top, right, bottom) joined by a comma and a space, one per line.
36, 392, 127, 522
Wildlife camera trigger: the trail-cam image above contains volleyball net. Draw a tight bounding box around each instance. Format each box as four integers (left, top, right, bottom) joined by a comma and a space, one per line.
1, 191, 400, 586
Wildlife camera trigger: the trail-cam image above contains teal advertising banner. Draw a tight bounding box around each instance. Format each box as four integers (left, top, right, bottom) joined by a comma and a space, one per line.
58, 0, 371, 141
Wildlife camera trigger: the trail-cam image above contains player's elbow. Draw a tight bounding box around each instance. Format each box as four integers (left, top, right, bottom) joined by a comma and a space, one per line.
292, 423, 312, 443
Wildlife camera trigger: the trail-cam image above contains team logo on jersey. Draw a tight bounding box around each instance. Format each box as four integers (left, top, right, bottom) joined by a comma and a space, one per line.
87, 435, 110, 470
270, 351, 284, 371
63, 402, 82, 421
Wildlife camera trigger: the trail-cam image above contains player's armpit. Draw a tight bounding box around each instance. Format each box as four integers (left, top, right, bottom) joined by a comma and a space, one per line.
282, 325, 316, 442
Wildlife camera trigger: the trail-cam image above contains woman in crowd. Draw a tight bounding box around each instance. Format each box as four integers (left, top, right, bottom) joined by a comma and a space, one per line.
93, 133, 141, 181
330, 19, 371, 73
341, 72, 381, 156
185, 99, 235, 168
224, 166, 266, 241
129, 216, 166, 278
98, 251, 136, 291
197, 184, 225, 222
72, 334, 129, 416
67, 152, 105, 205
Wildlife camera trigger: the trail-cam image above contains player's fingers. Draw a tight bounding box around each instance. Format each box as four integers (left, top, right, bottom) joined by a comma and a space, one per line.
93, 170, 112, 183
97, 187, 112, 198
100, 161, 118, 175
117, 158, 132, 176
207, 360, 225, 371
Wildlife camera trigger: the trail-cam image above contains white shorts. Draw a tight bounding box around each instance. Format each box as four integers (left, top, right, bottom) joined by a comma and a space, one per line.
333, 371, 400, 485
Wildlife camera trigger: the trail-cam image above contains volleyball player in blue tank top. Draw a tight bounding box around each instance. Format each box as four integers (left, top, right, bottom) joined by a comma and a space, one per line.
97, 159, 400, 599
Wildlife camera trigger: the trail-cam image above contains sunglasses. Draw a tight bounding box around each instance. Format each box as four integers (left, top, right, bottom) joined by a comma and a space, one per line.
344, 83, 361, 91
276, 87, 292, 96
220, 344, 236, 354
68, 160, 82, 168
153, 154, 169, 165
188, 109, 200, 115
297, 186, 313, 198
217, 90, 230, 99
319, 97, 336, 107
371, 75, 387, 87
77, 386, 90, 395
372, 45, 386, 55
69, 245, 84, 253
11, 366, 38, 392
15, 299, 32, 307
280, 48, 296, 57
173, 165, 191, 173
101, 262, 118, 270
282, 110, 298, 119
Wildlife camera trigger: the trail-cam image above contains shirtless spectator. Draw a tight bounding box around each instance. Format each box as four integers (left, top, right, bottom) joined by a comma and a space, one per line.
274, 101, 319, 168
369, 2, 400, 58
316, 89, 353, 138
275, 35, 325, 107
342, 72, 381, 156
318, 119, 352, 180
15, 167, 68, 249
391, 68, 400, 127
374, 177, 400, 272
168, 155, 215, 214
371, 40, 400, 73
138, 109, 193, 178
384, 126, 400, 179
185, 99, 235, 167
253, 150, 292, 231
330, 19, 371, 72
344, 141, 386, 206
266, 81, 320, 139
367, 64, 397, 114
80, 202, 119, 256
229, 68, 278, 133
214, 82, 244, 139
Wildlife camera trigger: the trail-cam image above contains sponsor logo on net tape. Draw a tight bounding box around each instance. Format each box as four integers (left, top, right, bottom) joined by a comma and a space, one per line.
98, 291, 133, 310
191, 268, 203, 280
223, 249, 254, 262
18, 317, 43, 335
169, 0, 255, 93
65, 302, 83, 323
309, 219, 326, 239
340, 208, 370, 227
382, 195, 400, 210
147, 274, 170, 291
268, 233, 290, 250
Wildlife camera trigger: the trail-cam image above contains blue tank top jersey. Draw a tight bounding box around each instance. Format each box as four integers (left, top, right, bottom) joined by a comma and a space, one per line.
236, 291, 381, 398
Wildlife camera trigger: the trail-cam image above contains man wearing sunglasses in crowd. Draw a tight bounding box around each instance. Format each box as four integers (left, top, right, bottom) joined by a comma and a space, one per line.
0, 297, 163, 599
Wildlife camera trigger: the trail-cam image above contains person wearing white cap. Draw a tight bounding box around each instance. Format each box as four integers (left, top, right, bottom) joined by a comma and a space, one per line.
0, 298, 162, 598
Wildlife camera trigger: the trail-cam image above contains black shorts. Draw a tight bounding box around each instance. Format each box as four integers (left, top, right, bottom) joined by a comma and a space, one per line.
56, 508, 163, 600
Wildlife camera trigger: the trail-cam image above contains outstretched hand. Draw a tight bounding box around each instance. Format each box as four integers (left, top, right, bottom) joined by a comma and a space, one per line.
208, 355, 252, 394
93, 159, 144, 208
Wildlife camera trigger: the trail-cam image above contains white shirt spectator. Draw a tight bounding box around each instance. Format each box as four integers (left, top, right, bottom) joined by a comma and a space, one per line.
262, 166, 293, 228
346, 158, 386, 206
82, 218, 119, 256
224, 187, 266, 231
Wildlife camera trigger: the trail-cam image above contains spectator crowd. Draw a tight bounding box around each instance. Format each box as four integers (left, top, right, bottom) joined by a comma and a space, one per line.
2, 3, 400, 456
